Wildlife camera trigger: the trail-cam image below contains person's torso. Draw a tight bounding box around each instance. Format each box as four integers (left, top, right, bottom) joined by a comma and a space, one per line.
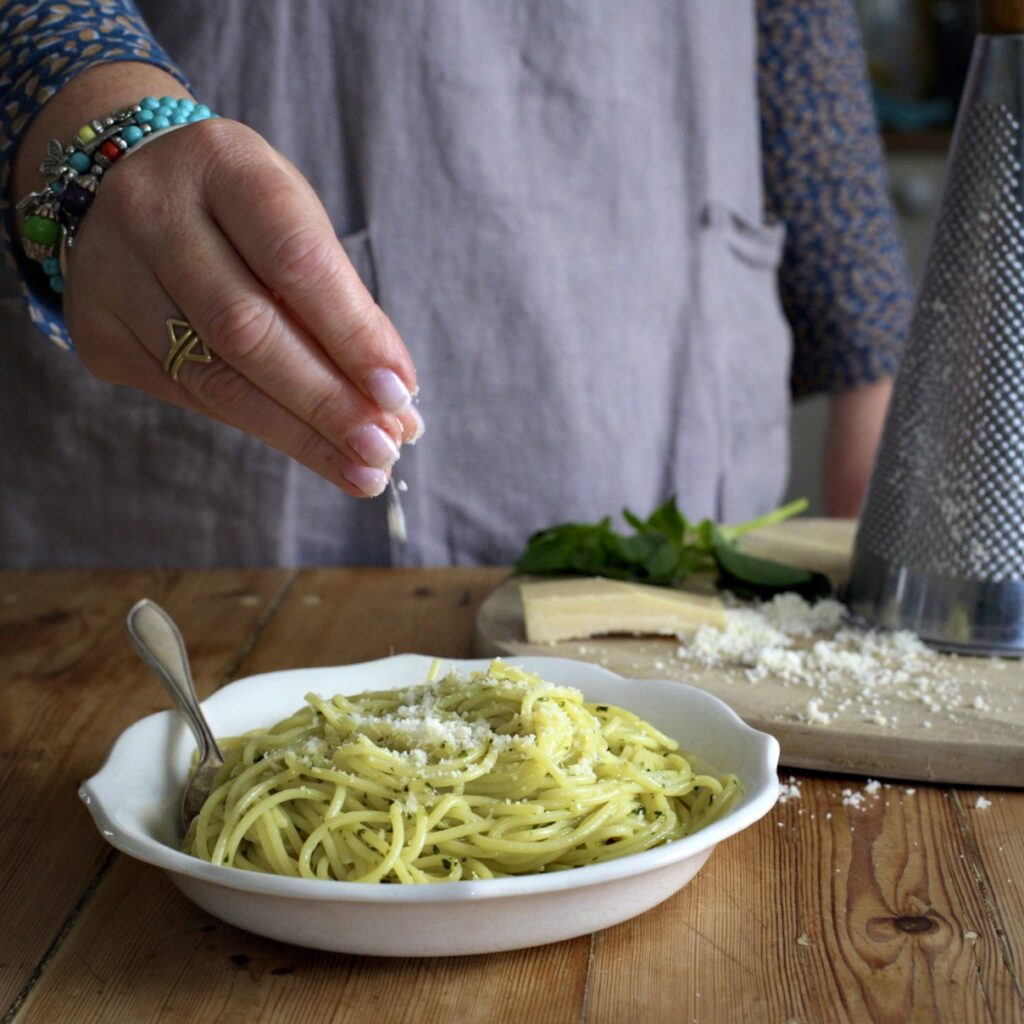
1, 0, 790, 568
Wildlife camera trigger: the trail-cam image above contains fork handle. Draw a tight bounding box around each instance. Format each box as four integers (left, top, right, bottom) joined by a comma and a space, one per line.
126, 598, 224, 768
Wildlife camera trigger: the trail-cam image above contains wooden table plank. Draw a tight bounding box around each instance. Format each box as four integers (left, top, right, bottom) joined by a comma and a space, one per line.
4, 568, 1022, 1024
12, 857, 590, 1024
19, 780, 1021, 1024
9, 567, 529, 1024
239, 567, 508, 671
0, 569, 292, 1014
948, 789, 1024, 1022
585, 779, 1020, 1024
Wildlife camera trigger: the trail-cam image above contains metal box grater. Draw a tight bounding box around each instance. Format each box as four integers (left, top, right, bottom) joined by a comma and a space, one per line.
847, 4, 1024, 654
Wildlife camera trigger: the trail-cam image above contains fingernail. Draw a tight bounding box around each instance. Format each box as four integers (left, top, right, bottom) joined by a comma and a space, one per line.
349, 423, 400, 468
404, 406, 426, 445
342, 461, 388, 497
366, 369, 412, 413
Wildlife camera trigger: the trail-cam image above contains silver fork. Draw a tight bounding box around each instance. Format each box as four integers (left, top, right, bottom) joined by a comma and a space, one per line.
125, 599, 224, 834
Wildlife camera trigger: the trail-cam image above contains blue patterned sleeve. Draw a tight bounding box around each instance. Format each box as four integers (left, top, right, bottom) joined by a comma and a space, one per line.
0, 0, 188, 350
757, 0, 914, 398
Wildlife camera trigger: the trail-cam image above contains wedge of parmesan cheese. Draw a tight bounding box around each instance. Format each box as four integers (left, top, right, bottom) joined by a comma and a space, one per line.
521, 577, 726, 644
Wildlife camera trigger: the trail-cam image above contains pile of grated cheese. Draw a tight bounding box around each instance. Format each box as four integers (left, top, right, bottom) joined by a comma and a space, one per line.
673, 593, 1007, 730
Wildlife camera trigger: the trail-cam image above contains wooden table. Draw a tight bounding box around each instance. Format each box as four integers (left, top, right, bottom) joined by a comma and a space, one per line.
2, 568, 1022, 1024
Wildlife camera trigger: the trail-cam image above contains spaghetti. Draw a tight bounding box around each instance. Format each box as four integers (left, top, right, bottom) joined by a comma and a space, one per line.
185, 661, 739, 882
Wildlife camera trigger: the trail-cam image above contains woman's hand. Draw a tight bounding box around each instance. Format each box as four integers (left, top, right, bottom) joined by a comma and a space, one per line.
15, 65, 420, 498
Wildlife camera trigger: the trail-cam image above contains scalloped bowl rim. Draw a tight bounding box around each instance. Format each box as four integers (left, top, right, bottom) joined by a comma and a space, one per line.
80, 654, 780, 905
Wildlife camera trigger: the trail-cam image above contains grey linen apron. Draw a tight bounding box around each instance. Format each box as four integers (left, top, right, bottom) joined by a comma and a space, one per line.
0, 0, 791, 568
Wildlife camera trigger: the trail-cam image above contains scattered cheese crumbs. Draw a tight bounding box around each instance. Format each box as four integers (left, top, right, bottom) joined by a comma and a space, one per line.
796, 933, 813, 947
975, 796, 992, 810
778, 776, 802, 803
904, 788, 917, 796
840, 779, 885, 809
673, 591, 1000, 731
964, 931, 979, 941
805, 698, 831, 726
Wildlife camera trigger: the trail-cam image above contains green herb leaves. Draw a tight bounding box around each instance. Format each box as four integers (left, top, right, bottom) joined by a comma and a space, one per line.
515, 497, 831, 601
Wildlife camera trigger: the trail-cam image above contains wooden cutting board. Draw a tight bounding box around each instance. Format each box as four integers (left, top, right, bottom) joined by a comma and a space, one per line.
474, 519, 1024, 786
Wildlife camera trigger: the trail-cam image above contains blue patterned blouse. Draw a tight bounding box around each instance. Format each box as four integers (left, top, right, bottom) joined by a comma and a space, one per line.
0, 0, 912, 394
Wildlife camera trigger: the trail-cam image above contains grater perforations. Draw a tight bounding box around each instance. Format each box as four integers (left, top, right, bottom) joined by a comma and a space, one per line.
857, 101, 1024, 583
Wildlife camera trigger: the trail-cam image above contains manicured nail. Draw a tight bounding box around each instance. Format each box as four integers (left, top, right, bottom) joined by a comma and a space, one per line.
403, 406, 426, 444
366, 369, 412, 413
349, 423, 400, 468
342, 461, 388, 497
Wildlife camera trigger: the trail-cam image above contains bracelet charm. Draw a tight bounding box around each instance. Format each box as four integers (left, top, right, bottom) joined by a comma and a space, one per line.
16, 96, 218, 294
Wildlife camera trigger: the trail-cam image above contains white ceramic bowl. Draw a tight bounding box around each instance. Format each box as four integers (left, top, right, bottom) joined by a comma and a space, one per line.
80, 655, 779, 956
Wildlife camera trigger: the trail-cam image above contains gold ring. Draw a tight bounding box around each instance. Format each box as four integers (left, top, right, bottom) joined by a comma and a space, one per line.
164, 318, 214, 381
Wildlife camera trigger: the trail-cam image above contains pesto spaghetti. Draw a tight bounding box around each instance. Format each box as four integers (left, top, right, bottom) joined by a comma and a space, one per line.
185, 661, 739, 882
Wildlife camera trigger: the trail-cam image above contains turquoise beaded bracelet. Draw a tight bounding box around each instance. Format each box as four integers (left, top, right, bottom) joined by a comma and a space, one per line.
17, 96, 219, 294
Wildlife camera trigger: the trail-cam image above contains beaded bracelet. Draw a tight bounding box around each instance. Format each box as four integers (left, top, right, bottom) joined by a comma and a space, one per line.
16, 96, 218, 294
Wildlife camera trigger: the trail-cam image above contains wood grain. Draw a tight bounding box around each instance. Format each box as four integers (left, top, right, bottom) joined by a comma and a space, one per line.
0, 569, 292, 1012
14, 856, 590, 1024
3, 568, 1023, 1024
585, 781, 1022, 1024
8, 567, 518, 1024
947, 789, 1024, 1022
240, 567, 506, 673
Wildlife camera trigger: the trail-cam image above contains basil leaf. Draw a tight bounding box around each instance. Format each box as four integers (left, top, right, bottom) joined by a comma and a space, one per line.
622, 509, 648, 533
710, 526, 831, 601
515, 521, 611, 575
642, 498, 688, 539
691, 518, 715, 553
514, 497, 829, 601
